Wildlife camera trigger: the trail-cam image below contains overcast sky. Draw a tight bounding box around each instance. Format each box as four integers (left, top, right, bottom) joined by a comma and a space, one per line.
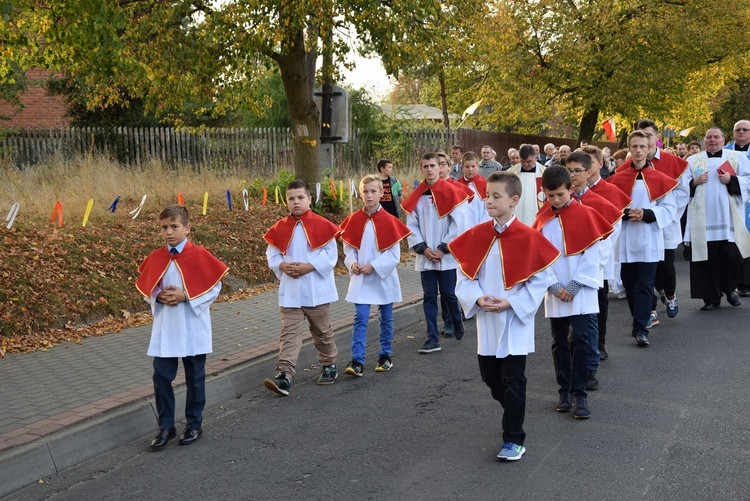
339, 53, 392, 102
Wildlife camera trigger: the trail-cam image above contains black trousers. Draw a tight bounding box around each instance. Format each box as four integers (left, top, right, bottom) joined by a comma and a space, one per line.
653, 249, 677, 309
621, 262, 657, 337
597, 280, 608, 349
689, 240, 742, 302
550, 315, 593, 397
737, 258, 750, 290
153, 355, 206, 431
478, 354, 527, 446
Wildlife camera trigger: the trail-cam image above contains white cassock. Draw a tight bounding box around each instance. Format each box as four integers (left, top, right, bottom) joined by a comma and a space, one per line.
506, 163, 545, 226
618, 181, 678, 264
540, 219, 601, 318
456, 234, 552, 357
601, 220, 621, 282
407, 195, 469, 272
463, 181, 491, 228
146, 263, 221, 358
683, 150, 750, 258
654, 150, 691, 250
344, 220, 403, 305
266, 223, 339, 307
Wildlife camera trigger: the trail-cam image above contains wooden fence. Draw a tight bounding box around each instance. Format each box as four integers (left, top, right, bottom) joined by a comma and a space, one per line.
0, 125, 605, 175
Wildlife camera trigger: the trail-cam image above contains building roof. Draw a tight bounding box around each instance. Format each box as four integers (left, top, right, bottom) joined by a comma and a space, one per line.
379, 104, 458, 121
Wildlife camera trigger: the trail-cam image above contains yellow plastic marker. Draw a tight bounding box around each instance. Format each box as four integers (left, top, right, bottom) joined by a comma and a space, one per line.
82, 199, 94, 227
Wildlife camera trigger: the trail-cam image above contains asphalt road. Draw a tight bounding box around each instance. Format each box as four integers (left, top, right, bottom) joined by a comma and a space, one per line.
7, 259, 750, 500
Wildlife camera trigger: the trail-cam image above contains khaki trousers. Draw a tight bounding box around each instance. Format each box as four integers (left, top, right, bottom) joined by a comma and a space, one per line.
277, 304, 337, 378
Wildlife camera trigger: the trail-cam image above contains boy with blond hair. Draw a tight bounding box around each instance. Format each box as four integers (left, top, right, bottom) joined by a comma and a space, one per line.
339, 174, 411, 375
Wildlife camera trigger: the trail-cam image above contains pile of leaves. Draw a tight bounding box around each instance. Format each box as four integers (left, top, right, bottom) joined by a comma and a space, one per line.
0, 199, 351, 357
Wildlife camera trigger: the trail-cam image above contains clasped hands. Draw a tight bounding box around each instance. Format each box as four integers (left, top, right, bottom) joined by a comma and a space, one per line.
477, 296, 511, 312
424, 248, 445, 262
157, 285, 187, 306
280, 261, 314, 279
350, 262, 374, 275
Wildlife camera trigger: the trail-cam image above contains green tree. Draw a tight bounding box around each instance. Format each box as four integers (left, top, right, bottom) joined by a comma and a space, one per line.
498, 0, 750, 142
713, 76, 750, 134
1, 0, 438, 183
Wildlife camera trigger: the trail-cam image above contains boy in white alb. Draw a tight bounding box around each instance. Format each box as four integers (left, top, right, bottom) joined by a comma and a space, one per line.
263, 180, 342, 395
403, 152, 471, 353
137, 204, 229, 450
340, 174, 411, 375
533, 167, 613, 419
451, 172, 559, 462
607, 131, 678, 346
454, 151, 491, 227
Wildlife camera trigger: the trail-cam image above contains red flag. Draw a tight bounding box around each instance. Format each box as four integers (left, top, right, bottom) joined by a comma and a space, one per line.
602, 118, 617, 142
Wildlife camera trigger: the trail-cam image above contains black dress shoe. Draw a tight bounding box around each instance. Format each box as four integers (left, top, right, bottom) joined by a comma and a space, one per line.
599, 346, 608, 361
727, 292, 741, 307
701, 299, 720, 311
150, 428, 176, 450
179, 428, 203, 445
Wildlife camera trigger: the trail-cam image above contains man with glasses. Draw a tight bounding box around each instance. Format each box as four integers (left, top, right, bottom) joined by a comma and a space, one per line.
558, 145, 571, 166
684, 128, 750, 310
503, 148, 521, 171
725, 120, 750, 296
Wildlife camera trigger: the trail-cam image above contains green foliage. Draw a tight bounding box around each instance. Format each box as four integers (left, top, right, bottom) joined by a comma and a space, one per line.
713, 77, 750, 134
248, 169, 296, 198
238, 73, 292, 129
316, 174, 349, 214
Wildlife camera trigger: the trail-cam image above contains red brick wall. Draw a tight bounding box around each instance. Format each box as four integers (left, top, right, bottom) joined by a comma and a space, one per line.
0, 69, 71, 129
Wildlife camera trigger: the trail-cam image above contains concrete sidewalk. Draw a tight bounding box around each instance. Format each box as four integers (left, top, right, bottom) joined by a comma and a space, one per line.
0, 261, 426, 498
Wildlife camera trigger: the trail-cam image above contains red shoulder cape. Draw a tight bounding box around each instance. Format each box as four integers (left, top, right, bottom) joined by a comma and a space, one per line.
578, 189, 624, 227
339, 207, 411, 251
449, 219, 560, 289
532, 201, 614, 256
263, 210, 342, 255
589, 178, 632, 211
616, 150, 688, 180
455, 175, 488, 200
607, 164, 678, 202
136, 241, 229, 300
401, 178, 471, 217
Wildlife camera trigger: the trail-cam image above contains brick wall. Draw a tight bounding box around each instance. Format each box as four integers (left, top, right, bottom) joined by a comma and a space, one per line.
0, 69, 71, 129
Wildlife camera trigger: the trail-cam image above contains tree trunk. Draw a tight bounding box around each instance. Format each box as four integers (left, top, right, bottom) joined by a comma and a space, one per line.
578, 104, 600, 146
438, 69, 450, 138
277, 29, 320, 185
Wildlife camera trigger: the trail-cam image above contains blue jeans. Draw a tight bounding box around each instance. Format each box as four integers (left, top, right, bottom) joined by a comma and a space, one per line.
421, 270, 463, 343
351, 303, 394, 364
153, 355, 206, 431
441, 294, 454, 334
